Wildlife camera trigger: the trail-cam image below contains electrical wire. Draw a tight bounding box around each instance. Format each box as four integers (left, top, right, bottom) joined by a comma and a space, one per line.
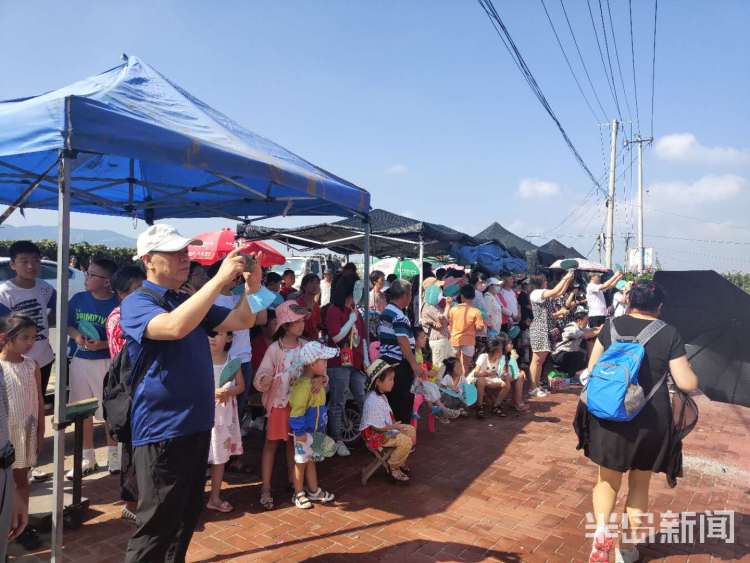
477, 0, 602, 189
586, 0, 622, 122
628, 0, 641, 133
539, 0, 605, 123
604, 0, 635, 124
650, 0, 658, 138
557, 0, 610, 121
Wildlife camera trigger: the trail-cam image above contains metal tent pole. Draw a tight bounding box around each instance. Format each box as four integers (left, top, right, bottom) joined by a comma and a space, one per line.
51, 150, 73, 562
418, 235, 424, 323
362, 219, 371, 351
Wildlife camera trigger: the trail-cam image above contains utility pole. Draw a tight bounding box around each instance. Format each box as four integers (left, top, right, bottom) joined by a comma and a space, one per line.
624, 134, 653, 273
605, 119, 619, 270
623, 232, 633, 269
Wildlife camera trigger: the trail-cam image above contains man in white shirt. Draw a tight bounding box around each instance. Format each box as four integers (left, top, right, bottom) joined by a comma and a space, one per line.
320, 270, 333, 307
500, 273, 520, 330
585, 271, 623, 328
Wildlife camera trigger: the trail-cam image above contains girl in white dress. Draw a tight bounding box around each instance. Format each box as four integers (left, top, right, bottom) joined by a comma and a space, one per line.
206, 330, 244, 513
0, 315, 44, 529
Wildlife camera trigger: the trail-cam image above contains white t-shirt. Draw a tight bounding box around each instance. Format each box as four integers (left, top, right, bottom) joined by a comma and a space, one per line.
613, 292, 627, 317
320, 279, 332, 307
530, 289, 546, 304
440, 373, 467, 391
500, 288, 519, 319
586, 283, 607, 317
214, 293, 252, 364
0, 279, 56, 367
360, 391, 394, 431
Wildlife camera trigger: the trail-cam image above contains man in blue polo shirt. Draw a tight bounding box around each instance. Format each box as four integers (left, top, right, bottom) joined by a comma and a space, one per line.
121, 224, 265, 563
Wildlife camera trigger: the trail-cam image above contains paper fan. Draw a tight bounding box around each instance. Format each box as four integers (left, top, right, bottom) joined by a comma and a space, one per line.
462, 383, 478, 407
78, 320, 100, 341
219, 358, 242, 387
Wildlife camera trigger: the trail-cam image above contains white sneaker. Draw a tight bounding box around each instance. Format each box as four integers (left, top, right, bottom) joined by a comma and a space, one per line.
108, 445, 121, 474
335, 441, 351, 457
65, 458, 98, 480
531, 387, 548, 398
30, 467, 51, 482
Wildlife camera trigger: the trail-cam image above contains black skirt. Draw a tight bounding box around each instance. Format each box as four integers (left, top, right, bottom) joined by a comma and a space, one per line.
573, 384, 678, 477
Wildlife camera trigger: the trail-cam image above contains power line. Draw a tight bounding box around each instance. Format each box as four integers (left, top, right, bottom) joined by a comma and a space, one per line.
650, 0, 658, 138
604, 0, 635, 124
539, 0, 605, 122
557, 0, 610, 120
628, 0, 641, 132
586, 0, 622, 122
477, 0, 602, 189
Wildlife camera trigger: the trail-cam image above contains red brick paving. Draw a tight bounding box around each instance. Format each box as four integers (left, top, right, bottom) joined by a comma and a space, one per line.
9, 389, 750, 562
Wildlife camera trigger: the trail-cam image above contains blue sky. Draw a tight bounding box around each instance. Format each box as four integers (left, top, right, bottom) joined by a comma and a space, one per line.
1, 1, 749, 270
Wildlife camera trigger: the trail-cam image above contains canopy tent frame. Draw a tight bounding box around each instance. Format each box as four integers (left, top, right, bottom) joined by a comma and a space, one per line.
0, 53, 374, 559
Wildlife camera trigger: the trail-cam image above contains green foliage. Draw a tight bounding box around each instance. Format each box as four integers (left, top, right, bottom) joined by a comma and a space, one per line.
722, 272, 750, 293
0, 240, 135, 268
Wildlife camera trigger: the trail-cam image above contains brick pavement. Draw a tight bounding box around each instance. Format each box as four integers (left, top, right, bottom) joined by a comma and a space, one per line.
9, 389, 749, 562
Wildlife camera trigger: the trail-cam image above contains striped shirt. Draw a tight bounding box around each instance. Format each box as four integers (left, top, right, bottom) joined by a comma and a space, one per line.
378, 303, 414, 361
0, 363, 10, 452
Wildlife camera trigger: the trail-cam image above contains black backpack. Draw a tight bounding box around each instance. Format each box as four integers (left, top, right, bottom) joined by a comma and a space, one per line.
102, 287, 172, 443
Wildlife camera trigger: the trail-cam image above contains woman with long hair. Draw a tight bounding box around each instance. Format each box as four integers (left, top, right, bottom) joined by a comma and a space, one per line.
527, 271, 574, 398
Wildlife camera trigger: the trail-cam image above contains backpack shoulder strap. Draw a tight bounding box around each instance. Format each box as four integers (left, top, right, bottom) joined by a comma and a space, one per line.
635, 320, 667, 346
137, 286, 173, 311
609, 318, 622, 342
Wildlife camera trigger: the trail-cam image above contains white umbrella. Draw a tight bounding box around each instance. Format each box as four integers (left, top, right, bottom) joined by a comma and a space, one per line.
549, 258, 609, 272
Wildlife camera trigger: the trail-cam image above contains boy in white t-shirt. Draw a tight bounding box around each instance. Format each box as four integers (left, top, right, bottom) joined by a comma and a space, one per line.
585, 271, 623, 328
0, 241, 56, 399
0, 241, 56, 482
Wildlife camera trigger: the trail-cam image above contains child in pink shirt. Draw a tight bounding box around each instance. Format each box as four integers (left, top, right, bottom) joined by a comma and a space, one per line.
253, 301, 309, 510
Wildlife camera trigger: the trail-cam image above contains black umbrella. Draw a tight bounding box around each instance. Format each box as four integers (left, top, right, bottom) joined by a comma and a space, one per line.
654, 270, 750, 407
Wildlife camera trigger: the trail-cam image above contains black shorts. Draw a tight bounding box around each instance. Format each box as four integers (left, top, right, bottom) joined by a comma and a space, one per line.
589, 315, 607, 328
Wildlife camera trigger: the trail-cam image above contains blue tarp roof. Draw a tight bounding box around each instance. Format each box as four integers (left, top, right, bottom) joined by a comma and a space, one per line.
0, 55, 370, 221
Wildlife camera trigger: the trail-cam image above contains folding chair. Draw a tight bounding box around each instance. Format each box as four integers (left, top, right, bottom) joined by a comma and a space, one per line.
411, 394, 437, 442
361, 445, 395, 486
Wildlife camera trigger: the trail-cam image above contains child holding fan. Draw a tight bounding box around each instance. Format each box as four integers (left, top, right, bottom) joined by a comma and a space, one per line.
206, 330, 244, 513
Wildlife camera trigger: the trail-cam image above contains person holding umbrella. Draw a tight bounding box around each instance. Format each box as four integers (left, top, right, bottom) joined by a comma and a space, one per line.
574, 281, 699, 563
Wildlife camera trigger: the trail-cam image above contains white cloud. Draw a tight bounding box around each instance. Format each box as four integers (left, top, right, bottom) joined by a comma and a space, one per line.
384, 164, 408, 175
654, 133, 750, 166
518, 178, 560, 199
648, 174, 747, 205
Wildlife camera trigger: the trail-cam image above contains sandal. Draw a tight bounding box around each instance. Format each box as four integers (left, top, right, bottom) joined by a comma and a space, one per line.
206, 499, 234, 513
259, 491, 274, 511
306, 487, 335, 503
491, 406, 507, 417
476, 406, 486, 419
390, 468, 410, 483
293, 491, 313, 509
589, 530, 614, 563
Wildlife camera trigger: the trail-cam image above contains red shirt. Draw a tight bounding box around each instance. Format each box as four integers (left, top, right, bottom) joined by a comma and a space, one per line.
297, 296, 322, 341
280, 286, 296, 299
251, 333, 271, 373
325, 304, 365, 370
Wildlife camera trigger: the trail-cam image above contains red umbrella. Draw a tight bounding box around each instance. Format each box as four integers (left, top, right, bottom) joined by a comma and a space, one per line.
188, 228, 286, 267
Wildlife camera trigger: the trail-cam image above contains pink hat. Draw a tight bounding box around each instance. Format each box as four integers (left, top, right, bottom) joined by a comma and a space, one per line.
274, 300, 309, 331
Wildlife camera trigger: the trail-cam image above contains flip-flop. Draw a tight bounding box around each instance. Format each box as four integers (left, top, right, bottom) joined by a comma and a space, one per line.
206, 500, 233, 513
260, 492, 274, 510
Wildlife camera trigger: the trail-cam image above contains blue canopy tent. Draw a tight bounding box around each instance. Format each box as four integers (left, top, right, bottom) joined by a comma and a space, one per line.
0, 55, 370, 559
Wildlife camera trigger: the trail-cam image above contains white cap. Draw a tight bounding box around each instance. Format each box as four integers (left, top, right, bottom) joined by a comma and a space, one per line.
487, 277, 504, 286
134, 224, 201, 260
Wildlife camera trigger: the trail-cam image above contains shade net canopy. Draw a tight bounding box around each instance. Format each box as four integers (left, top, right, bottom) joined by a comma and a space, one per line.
0, 55, 370, 221
654, 270, 750, 407
538, 239, 586, 260
475, 222, 537, 257
239, 208, 477, 258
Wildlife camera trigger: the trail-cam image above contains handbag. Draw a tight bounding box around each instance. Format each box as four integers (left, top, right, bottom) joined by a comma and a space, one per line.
340, 330, 355, 367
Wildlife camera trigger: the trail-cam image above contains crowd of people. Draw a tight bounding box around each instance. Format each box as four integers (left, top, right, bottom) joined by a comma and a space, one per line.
0, 224, 700, 563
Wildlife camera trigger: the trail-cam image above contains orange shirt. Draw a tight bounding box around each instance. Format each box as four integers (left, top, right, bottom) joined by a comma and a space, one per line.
448, 303, 485, 347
